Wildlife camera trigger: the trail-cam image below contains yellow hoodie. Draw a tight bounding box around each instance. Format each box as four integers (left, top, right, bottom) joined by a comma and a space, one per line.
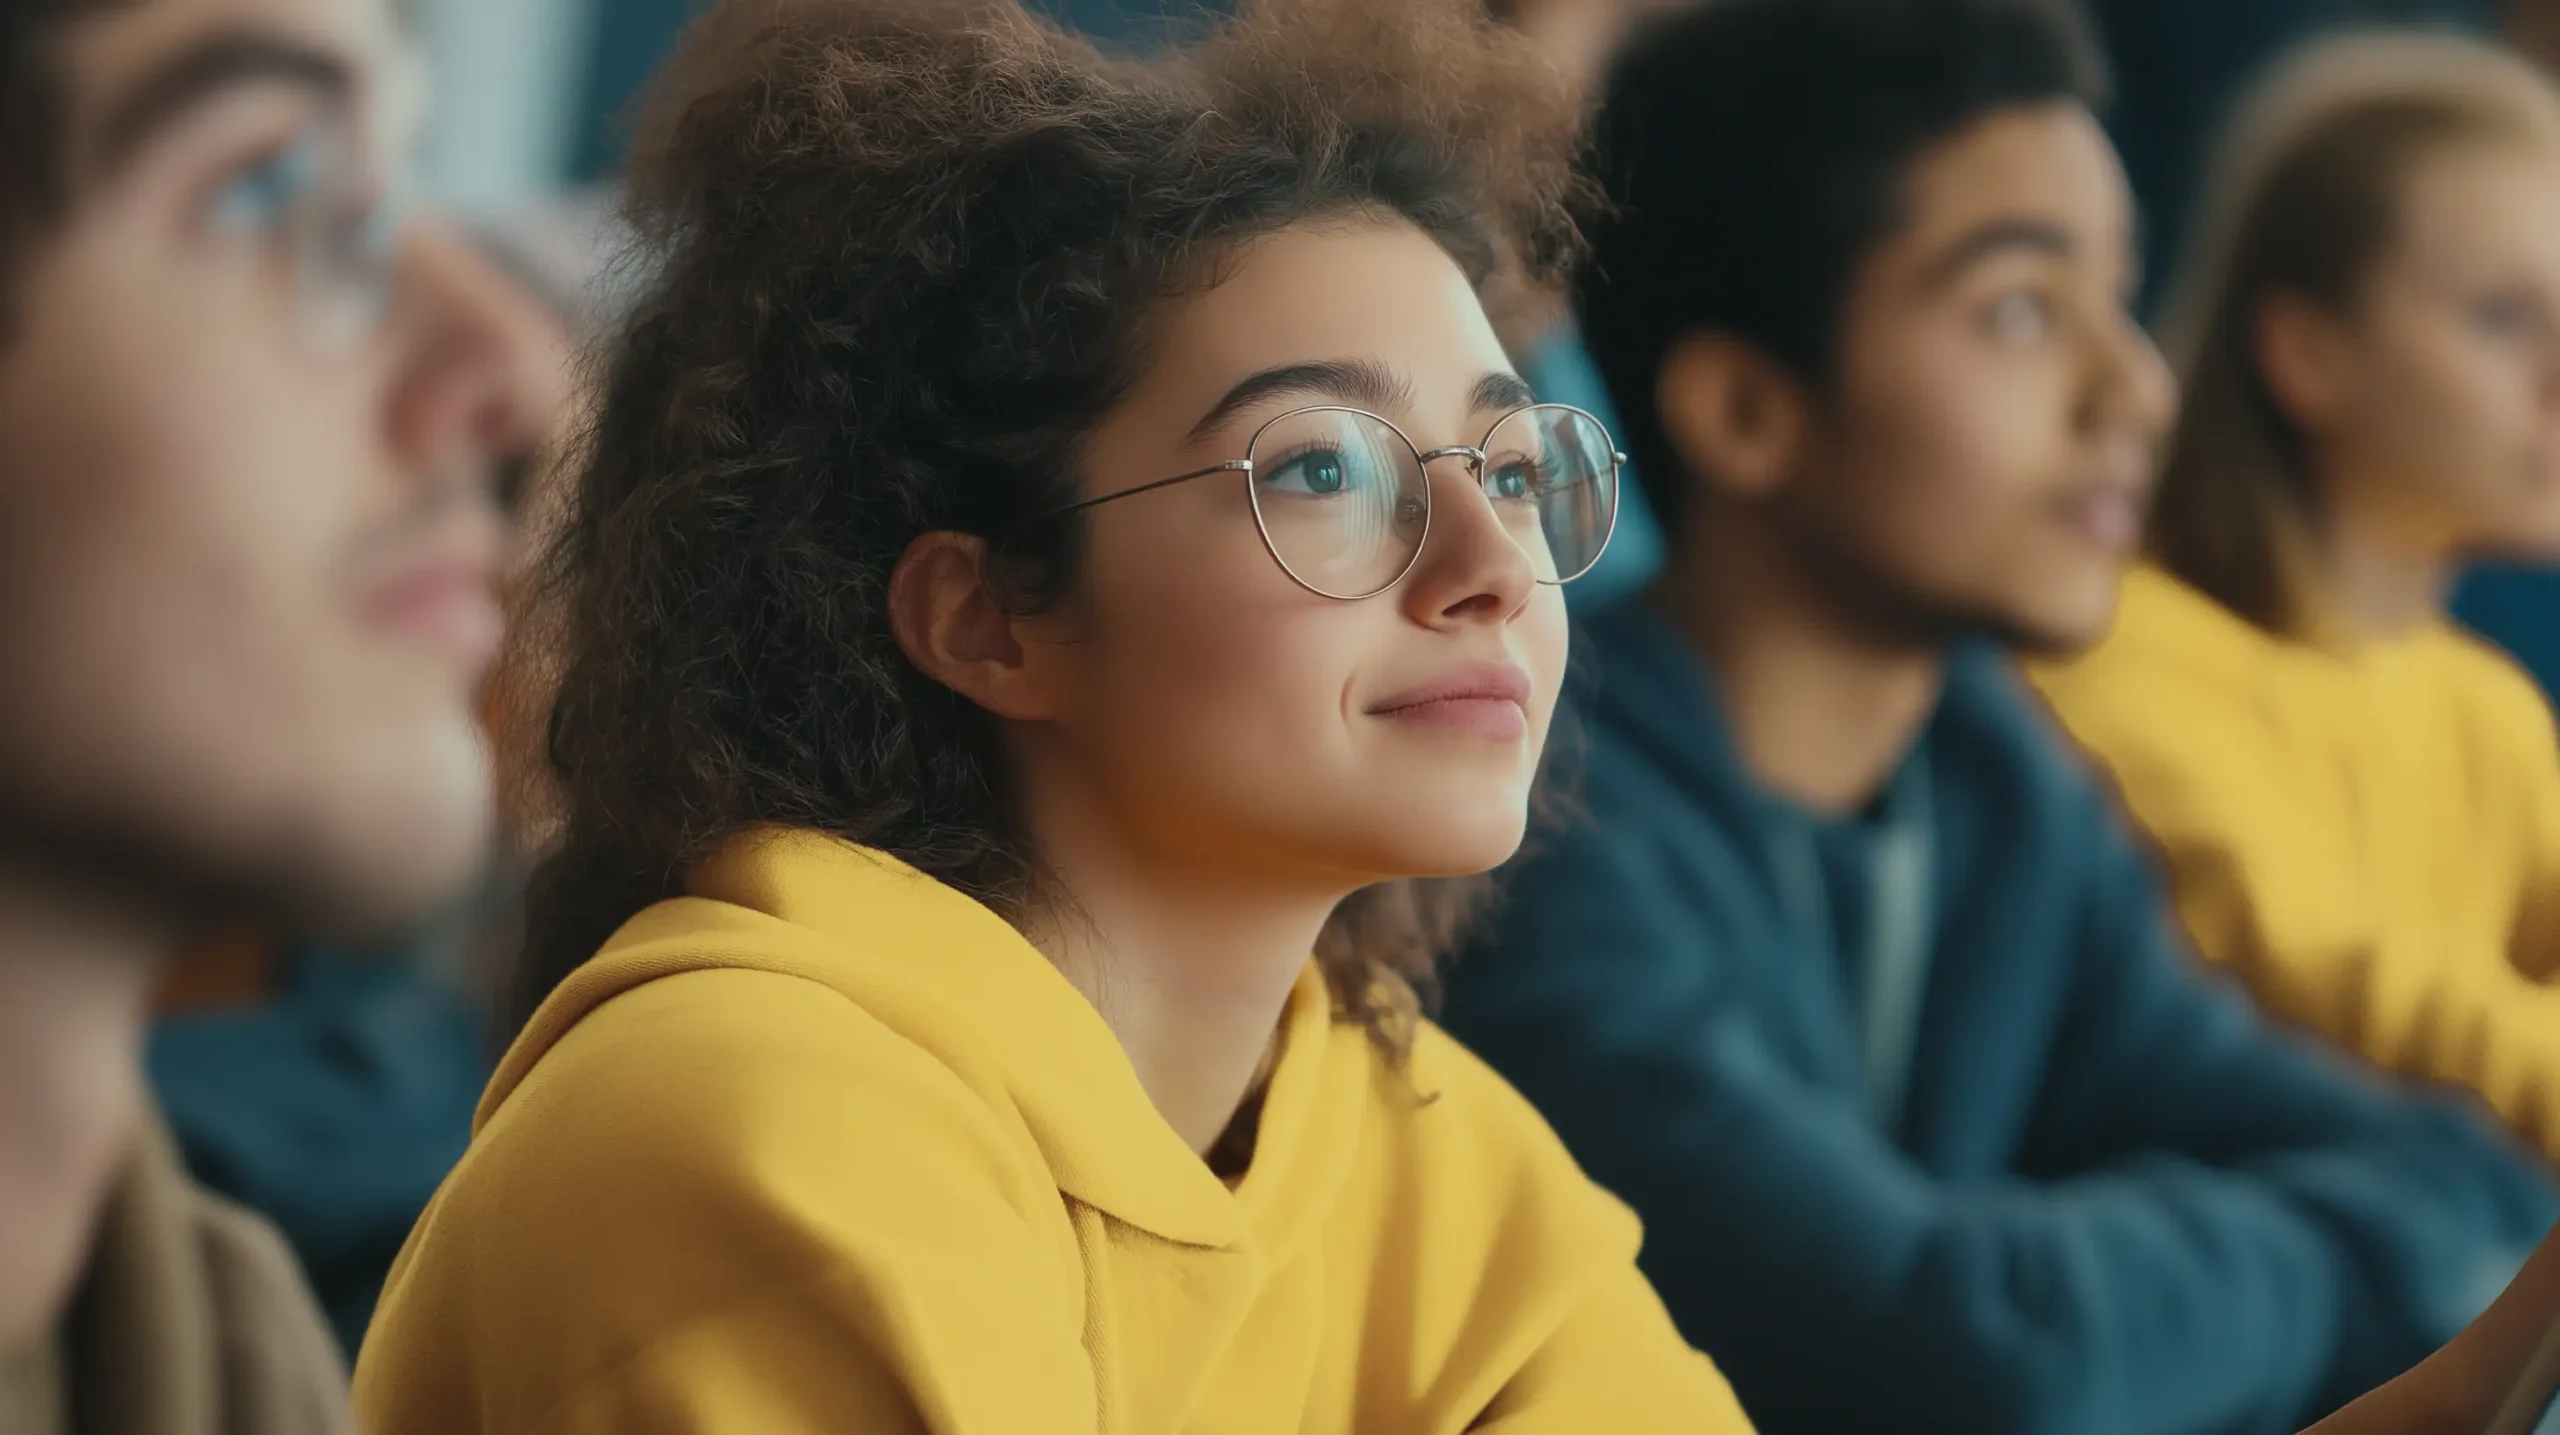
2034, 565, 2560, 1157
353, 831, 1747, 1434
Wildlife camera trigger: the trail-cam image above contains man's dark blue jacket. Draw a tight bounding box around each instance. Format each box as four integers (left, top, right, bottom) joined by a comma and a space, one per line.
1442, 604, 2558, 1435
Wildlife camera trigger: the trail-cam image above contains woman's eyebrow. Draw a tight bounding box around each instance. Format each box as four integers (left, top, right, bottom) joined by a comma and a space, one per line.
1186, 362, 1537, 446
1186, 358, 1415, 445
1471, 371, 1535, 414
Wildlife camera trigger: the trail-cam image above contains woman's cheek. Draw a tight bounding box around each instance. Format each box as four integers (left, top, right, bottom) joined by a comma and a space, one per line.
1521, 592, 1571, 734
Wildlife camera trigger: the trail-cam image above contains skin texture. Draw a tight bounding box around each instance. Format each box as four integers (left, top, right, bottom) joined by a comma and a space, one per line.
893, 218, 1569, 1152
2258, 141, 2560, 636
0, 0, 560, 1351
1652, 101, 2173, 812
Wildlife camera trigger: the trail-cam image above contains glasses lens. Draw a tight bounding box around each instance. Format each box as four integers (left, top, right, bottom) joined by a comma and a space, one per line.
1482, 405, 1620, 583
1247, 408, 1429, 598
223, 127, 405, 355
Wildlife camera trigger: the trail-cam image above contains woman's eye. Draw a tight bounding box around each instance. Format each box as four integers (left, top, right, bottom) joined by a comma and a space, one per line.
1982, 289, 2055, 346
210, 136, 323, 239
1264, 447, 1356, 496
1486, 460, 1541, 501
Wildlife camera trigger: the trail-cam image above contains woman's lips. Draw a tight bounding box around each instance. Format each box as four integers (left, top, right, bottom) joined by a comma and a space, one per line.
1376, 696, 1529, 740
1367, 662, 1533, 741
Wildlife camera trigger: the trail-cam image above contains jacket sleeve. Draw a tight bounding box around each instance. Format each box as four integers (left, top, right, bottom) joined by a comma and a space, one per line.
1443, 815, 2552, 1435
2015, 807, 2553, 1420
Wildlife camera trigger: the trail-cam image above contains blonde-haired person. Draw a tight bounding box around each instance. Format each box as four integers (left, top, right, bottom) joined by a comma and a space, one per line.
2035, 31, 2560, 1158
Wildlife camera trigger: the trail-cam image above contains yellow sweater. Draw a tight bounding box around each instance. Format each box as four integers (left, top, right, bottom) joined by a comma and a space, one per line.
353, 831, 1748, 1434
2034, 565, 2560, 1157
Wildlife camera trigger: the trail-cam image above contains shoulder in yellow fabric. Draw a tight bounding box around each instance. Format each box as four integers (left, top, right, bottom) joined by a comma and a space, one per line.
2035, 564, 2560, 1160
353, 829, 1751, 1434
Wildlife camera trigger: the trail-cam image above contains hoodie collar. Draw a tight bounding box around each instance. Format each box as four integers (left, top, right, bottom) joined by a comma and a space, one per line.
488, 831, 1364, 1253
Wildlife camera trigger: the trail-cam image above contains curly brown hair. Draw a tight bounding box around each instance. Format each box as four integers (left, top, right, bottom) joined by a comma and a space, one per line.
510, 0, 1592, 1050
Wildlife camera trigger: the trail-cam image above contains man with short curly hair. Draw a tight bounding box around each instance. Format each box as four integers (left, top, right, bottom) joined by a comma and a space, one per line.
1444, 1, 2560, 1431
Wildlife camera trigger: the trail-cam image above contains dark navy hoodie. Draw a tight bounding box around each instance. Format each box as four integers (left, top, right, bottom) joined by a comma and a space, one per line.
1442, 603, 2557, 1435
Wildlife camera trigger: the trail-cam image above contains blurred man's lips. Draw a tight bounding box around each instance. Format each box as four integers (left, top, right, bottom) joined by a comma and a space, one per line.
2053, 444, 2152, 555
2055, 483, 2142, 554
359, 540, 504, 672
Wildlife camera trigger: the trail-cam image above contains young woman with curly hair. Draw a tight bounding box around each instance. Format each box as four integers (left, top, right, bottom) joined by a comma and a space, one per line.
350, 0, 1748, 1430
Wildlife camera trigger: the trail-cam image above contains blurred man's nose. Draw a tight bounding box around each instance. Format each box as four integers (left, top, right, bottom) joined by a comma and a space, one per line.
384, 221, 573, 481
2123, 322, 2177, 439
2082, 305, 2176, 444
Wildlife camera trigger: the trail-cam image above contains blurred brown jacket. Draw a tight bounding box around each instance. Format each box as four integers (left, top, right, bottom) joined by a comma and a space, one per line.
0, 1112, 350, 1435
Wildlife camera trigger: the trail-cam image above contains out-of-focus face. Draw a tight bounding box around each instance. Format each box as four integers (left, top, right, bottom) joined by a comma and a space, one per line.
0, 0, 558, 1349
1017, 219, 1574, 895
2288, 141, 2560, 562
1787, 102, 2174, 653
0, 0, 563, 928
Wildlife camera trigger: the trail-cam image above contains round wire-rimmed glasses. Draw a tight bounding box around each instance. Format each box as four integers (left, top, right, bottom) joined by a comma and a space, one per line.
1033, 402, 1627, 601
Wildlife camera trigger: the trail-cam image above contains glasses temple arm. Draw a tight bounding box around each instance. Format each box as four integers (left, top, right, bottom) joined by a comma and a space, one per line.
1030, 460, 1253, 520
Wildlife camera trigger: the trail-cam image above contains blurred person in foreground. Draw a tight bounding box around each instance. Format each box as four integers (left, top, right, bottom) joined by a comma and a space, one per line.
2037, 34, 2560, 1165
352, 0, 1748, 1430
144, 195, 604, 1361
0, 0, 560, 1426
1439, 1, 2560, 1431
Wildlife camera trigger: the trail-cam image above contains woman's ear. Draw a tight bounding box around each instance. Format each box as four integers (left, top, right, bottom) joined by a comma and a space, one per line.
887, 531, 1062, 723
2253, 290, 2354, 436
1655, 332, 1813, 503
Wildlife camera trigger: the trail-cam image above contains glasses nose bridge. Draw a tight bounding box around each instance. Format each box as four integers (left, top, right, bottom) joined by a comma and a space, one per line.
1414, 443, 1488, 478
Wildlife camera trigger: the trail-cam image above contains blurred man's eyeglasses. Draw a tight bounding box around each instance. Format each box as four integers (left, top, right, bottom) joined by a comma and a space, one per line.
209, 125, 411, 353
1036, 402, 1625, 601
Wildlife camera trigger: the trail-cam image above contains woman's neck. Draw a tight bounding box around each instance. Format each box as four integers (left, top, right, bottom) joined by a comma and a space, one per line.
2304, 477, 2459, 643
1652, 519, 1946, 816
1013, 776, 1343, 1158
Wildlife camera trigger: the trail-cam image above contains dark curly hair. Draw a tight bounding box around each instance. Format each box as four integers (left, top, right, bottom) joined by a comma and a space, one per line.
1578, 0, 2107, 543
510, 0, 1592, 1050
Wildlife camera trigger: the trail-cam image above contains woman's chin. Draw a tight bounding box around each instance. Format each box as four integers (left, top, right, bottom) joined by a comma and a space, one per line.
1351, 804, 1532, 880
